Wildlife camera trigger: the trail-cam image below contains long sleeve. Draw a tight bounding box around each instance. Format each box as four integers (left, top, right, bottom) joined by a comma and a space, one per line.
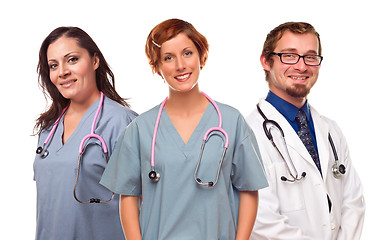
335, 127, 365, 240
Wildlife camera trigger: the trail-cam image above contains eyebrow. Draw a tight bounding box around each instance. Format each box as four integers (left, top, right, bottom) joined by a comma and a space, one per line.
280, 48, 318, 55
48, 51, 79, 62
162, 47, 193, 56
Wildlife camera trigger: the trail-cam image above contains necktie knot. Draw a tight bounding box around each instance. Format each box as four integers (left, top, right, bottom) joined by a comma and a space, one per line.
295, 109, 307, 127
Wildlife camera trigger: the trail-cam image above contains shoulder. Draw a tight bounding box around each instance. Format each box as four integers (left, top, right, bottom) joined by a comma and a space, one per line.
130, 104, 159, 125
309, 104, 345, 138
215, 100, 248, 129
214, 100, 255, 141
102, 97, 138, 122
309, 105, 340, 129
121, 104, 161, 135
215, 101, 243, 119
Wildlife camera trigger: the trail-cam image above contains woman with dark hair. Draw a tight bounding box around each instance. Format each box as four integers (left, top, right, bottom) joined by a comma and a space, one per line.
100, 19, 268, 239
33, 26, 137, 240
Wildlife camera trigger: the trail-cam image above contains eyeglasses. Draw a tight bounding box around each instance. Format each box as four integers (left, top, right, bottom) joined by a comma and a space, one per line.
271, 52, 323, 66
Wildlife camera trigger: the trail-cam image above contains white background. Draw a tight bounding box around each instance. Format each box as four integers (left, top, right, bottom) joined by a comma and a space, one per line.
1, 0, 383, 239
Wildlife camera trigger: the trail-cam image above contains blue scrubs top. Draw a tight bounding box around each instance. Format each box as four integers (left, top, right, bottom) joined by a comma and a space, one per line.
100, 101, 268, 240
34, 96, 137, 240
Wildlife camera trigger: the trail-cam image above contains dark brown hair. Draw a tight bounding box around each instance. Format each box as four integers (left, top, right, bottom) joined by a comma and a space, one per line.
35, 26, 129, 135
145, 19, 209, 76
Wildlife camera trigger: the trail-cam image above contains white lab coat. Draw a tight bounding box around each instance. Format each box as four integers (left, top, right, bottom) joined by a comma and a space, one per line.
247, 99, 365, 240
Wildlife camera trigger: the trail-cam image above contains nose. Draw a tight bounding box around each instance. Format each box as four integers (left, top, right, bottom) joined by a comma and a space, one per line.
294, 56, 307, 72
59, 64, 70, 78
175, 57, 186, 71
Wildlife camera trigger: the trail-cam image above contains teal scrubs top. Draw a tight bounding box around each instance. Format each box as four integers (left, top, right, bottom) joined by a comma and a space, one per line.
100, 100, 268, 240
34, 96, 137, 240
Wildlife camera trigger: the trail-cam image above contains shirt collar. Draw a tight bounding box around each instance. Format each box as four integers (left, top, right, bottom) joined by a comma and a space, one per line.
265, 91, 311, 123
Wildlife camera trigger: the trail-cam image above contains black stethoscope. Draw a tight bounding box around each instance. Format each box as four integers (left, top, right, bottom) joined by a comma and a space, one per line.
36, 92, 114, 203
257, 104, 346, 182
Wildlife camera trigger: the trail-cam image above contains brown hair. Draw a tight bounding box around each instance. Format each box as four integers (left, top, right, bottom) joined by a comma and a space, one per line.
35, 26, 129, 135
145, 19, 209, 76
262, 22, 322, 81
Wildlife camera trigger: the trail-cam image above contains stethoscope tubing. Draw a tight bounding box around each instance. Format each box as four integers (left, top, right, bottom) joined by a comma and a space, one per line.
43, 106, 69, 145
36, 106, 69, 158
257, 104, 305, 182
203, 127, 229, 148
78, 92, 108, 154
151, 96, 167, 171
257, 103, 345, 181
150, 92, 229, 187
36, 92, 114, 203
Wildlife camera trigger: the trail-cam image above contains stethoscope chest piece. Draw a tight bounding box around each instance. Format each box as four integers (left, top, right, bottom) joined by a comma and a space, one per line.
328, 133, 346, 178
36, 146, 49, 158
149, 171, 160, 182
332, 162, 346, 178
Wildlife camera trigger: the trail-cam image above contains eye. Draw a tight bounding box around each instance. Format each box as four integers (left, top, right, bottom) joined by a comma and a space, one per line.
283, 53, 297, 59
305, 55, 317, 61
68, 56, 78, 63
163, 55, 173, 62
49, 63, 58, 70
184, 51, 193, 57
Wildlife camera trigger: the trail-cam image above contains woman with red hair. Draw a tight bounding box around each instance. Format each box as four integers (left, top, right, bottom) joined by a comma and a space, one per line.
101, 19, 268, 239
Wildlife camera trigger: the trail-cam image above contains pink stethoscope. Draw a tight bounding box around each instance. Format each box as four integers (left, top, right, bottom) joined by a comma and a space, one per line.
149, 92, 229, 187
36, 92, 114, 203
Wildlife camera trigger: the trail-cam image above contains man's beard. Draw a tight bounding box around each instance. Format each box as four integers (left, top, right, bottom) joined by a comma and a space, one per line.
286, 84, 311, 98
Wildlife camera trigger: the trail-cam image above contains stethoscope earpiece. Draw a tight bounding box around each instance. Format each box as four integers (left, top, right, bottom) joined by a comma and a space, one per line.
149, 171, 160, 182
281, 172, 306, 182
195, 178, 214, 187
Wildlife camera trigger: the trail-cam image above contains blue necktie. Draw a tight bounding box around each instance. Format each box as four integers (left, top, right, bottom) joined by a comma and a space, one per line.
295, 109, 322, 175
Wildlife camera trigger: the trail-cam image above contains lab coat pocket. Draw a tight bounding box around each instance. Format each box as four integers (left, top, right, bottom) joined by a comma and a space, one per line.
274, 163, 306, 213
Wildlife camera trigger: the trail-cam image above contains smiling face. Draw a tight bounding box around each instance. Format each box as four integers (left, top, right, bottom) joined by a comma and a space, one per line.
47, 36, 100, 104
158, 33, 201, 94
261, 31, 321, 107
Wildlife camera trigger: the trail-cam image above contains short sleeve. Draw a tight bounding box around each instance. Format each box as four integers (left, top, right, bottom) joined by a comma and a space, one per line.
100, 121, 142, 196
231, 115, 268, 191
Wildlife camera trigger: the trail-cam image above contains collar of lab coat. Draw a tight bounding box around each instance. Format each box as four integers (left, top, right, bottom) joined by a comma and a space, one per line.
258, 99, 331, 180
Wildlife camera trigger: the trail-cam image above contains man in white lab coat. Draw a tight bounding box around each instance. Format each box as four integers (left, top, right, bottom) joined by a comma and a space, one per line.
247, 22, 365, 240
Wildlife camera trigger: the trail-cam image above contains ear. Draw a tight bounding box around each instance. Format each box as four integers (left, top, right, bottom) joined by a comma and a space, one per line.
260, 54, 271, 71
92, 54, 100, 71
200, 53, 206, 70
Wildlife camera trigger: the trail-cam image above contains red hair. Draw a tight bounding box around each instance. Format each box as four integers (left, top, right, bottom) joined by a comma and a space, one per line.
145, 19, 209, 76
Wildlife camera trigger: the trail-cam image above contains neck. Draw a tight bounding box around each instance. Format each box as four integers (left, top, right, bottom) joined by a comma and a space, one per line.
67, 91, 101, 115
284, 95, 306, 109
165, 85, 208, 115
269, 89, 306, 109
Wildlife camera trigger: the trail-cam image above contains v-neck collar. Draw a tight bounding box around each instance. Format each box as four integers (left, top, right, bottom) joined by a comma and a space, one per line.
56, 96, 102, 151
161, 103, 215, 158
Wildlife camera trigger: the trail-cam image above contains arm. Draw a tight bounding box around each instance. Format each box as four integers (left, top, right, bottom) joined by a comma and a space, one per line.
120, 195, 141, 240
336, 129, 365, 240
236, 191, 259, 240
